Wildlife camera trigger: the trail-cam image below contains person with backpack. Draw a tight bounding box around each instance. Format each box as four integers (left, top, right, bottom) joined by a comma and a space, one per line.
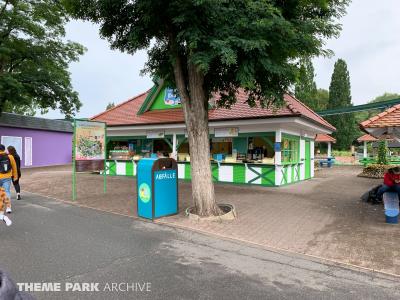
377, 167, 400, 199
0, 144, 19, 213
7, 146, 22, 200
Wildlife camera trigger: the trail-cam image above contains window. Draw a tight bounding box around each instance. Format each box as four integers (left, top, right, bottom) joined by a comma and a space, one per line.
282, 136, 299, 164
1, 136, 23, 160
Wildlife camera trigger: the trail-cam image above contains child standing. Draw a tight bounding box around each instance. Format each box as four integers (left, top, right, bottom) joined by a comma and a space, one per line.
0, 187, 12, 226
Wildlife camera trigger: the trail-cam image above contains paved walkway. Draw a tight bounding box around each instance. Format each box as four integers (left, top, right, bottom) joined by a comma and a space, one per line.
3, 193, 400, 299
20, 165, 400, 276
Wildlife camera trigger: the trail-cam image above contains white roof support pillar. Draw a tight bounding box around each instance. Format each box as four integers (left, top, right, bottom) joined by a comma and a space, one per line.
327, 142, 332, 158
363, 141, 368, 158
274, 129, 282, 165
172, 133, 177, 159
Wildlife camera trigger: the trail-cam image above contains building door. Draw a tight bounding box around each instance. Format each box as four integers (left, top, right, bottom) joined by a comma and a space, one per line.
305, 140, 311, 179
24, 137, 33, 167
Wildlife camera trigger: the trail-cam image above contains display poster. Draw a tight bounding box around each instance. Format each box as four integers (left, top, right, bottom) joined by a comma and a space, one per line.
75, 120, 106, 160
214, 128, 239, 137
164, 88, 181, 106
73, 120, 107, 201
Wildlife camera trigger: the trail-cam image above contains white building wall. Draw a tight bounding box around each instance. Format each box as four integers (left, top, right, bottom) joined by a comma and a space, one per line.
299, 138, 305, 180
310, 140, 315, 178
274, 129, 282, 186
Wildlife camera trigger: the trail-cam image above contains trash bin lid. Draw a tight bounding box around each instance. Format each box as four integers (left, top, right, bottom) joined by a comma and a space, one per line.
385, 209, 399, 217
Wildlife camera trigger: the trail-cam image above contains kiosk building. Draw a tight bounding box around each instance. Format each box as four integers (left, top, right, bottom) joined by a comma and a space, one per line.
92, 81, 335, 186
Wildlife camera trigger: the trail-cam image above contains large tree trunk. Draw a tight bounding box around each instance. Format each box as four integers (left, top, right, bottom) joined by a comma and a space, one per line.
172, 56, 221, 216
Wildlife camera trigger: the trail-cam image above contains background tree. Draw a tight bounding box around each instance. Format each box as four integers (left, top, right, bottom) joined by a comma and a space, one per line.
106, 102, 115, 110
295, 57, 318, 110
3, 102, 39, 116
377, 140, 388, 165
327, 59, 356, 150
0, 0, 85, 118
65, 0, 348, 216
315, 88, 329, 111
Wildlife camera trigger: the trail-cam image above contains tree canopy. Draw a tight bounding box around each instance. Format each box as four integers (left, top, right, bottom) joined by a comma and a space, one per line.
315, 88, 329, 111
0, 0, 85, 117
327, 59, 355, 150
294, 58, 329, 111
295, 57, 318, 109
65, 0, 348, 108
370, 92, 400, 103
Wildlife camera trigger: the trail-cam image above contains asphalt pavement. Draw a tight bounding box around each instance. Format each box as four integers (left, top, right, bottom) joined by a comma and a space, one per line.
0, 192, 399, 300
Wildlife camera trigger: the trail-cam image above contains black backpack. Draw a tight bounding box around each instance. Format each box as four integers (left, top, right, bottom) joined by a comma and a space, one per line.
0, 154, 11, 174
361, 185, 382, 205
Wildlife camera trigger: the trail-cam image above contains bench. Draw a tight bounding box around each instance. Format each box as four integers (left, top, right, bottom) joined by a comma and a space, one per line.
383, 192, 399, 224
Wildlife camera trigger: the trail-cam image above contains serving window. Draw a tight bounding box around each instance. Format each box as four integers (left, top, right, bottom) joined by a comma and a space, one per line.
211, 138, 232, 155
282, 135, 300, 164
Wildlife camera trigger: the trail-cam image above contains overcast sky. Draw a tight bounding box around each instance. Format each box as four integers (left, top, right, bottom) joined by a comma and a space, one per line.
43, 0, 400, 119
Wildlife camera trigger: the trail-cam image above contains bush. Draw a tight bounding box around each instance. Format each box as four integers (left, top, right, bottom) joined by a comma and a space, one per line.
358, 164, 397, 178
377, 140, 388, 165
332, 150, 352, 157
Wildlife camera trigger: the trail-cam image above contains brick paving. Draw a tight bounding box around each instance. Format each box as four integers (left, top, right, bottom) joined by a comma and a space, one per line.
20, 165, 400, 275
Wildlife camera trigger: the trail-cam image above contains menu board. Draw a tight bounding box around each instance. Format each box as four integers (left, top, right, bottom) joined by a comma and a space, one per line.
75, 120, 106, 161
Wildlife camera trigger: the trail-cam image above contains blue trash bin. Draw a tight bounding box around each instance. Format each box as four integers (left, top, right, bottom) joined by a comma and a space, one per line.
383, 192, 399, 224
137, 158, 178, 220
385, 209, 399, 224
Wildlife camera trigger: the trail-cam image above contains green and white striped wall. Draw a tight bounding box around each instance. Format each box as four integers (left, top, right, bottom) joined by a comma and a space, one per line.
105, 156, 312, 187
275, 164, 302, 185
105, 160, 137, 176
178, 162, 275, 186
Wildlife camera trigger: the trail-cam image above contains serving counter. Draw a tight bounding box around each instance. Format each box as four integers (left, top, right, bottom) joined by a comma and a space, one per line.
104, 158, 303, 187
106, 160, 302, 186
105, 159, 275, 186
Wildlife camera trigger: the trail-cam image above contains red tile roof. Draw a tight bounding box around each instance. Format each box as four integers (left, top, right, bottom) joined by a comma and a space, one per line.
315, 134, 336, 143
357, 134, 378, 142
92, 89, 335, 131
360, 104, 400, 128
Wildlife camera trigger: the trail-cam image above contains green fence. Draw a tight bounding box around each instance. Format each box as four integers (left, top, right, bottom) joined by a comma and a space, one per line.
359, 157, 400, 167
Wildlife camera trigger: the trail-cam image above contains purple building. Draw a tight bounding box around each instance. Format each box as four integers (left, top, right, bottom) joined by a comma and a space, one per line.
0, 113, 73, 168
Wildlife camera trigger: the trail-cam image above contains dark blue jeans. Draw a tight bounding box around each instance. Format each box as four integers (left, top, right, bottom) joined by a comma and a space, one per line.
377, 184, 400, 198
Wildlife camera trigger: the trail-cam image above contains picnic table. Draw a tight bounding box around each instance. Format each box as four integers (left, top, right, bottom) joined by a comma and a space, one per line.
319, 157, 335, 168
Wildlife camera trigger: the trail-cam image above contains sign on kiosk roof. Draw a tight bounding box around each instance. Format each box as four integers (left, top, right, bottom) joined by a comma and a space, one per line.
92, 83, 335, 131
